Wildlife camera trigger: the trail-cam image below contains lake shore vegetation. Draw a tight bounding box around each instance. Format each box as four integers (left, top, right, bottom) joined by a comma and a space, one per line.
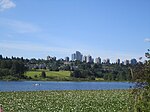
0, 90, 134, 112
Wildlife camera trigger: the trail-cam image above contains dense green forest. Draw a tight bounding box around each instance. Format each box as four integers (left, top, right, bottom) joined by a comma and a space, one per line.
70, 62, 132, 81
0, 56, 28, 80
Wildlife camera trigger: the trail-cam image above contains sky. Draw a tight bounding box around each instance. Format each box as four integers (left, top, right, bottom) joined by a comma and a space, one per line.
0, 0, 150, 62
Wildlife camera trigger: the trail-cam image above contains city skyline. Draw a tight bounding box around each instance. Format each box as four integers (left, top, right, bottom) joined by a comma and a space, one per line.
0, 0, 150, 62
0, 50, 140, 65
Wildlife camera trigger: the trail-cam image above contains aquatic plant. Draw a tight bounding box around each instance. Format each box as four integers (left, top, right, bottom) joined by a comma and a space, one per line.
0, 90, 133, 112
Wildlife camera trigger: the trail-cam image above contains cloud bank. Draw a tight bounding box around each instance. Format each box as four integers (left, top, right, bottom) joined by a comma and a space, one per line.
0, 40, 74, 54
0, 18, 41, 33
0, 0, 16, 11
145, 38, 150, 42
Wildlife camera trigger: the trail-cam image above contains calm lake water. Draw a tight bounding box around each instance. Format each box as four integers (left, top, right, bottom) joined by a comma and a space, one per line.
0, 81, 134, 92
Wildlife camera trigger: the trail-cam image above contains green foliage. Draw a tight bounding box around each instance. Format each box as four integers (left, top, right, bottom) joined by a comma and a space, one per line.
48, 62, 60, 71
0, 90, 134, 112
34, 74, 37, 78
41, 71, 46, 78
132, 50, 150, 111
0, 60, 27, 80
60, 65, 70, 71
71, 63, 131, 81
71, 70, 81, 78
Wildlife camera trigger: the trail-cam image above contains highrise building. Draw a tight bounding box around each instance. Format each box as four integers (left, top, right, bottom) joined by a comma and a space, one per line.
116, 59, 120, 64
0, 55, 2, 60
71, 51, 83, 61
106, 58, 110, 64
95, 57, 101, 64
47, 56, 56, 61
76, 51, 83, 61
65, 57, 69, 62
124, 60, 129, 65
103, 58, 110, 64
47, 56, 50, 60
103, 59, 107, 64
71, 53, 76, 61
82, 55, 87, 62
87, 55, 93, 63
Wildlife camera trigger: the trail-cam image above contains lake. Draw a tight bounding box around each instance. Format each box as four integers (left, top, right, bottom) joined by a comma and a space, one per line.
0, 81, 134, 92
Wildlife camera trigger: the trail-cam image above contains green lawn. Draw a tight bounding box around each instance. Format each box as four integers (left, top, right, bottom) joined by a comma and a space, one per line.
24, 70, 101, 81
0, 90, 134, 112
25, 70, 71, 79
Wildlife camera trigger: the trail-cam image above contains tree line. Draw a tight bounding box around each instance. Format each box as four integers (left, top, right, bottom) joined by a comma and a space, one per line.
70, 62, 133, 81
0, 56, 28, 80
0, 54, 147, 82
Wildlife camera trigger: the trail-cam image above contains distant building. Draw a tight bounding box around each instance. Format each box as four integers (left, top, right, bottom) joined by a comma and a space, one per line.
47, 56, 50, 60
76, 51, 83, 61
65, 57, 69, 62
124, 60, 130, 65
121, 61, 124, 65
71, 53, 76, 61
71, 51, 83, 61
82, 55, 87, 62
0, 55, 2, 60
53, 57, 56, 61
130, 58, 137, 65
106, 58, 110, 64
47, 56, 56, 61
103, 59, 107, 64
95, 57, 101, 64
58, 58, 64, 61
102, 58, 110, 64
87, 55, 93, 63
116, 59, 120, 64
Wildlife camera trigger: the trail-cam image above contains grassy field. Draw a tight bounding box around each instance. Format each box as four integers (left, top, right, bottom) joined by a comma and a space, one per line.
24, 70, 101, 81
24, 70, 71, 81
0, 90, 134, 112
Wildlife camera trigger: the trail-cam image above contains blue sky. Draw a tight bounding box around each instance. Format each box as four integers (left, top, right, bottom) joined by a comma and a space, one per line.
0, 0, 150, 62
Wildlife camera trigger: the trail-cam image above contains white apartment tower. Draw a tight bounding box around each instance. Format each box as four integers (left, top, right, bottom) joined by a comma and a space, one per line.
87, 55, 93, 63
116, 59, 120, 64
71, 51, 83, 61
95, 57, 101, 64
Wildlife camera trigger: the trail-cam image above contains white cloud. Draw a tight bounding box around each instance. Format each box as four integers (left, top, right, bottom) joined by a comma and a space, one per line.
145, 38, 150, 42
7, 20, 41, 33
0, 18, 41, 33
0, 0, 16, 11
0, 40, 74, 54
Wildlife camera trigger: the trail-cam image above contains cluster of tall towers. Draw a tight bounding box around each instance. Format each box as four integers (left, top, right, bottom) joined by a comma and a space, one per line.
71, 51, 138, 65
71, 51, 83, 62
47, 51, 138, 65
71, 51, 101, 64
